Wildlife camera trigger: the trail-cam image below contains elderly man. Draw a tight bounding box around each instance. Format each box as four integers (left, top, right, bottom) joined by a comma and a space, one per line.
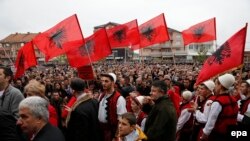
17, 96, 65, 141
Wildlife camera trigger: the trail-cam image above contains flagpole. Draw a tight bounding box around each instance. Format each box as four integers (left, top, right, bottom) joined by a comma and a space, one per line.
75, 14, 95, 67
139, 49, 141, 63
74, 14, 98, 79
170, 40, 176, 67
214, 40, 218, 50
0, 46, 14, 66
142, 48, 144, 65
124, 48, 127, 63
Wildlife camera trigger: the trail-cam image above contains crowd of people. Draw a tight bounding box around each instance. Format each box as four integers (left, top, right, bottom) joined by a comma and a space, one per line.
0, 61, 249, 141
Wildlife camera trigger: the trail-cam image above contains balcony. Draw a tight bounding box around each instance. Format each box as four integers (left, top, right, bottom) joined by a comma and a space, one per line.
141, 52, 161, 57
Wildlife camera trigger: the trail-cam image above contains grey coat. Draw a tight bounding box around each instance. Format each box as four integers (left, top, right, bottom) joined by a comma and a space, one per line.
0, 85, 24, 119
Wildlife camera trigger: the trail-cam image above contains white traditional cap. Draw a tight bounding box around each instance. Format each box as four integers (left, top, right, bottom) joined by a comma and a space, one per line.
246, 79, 250, 85
101, 73, 117, 83
203, 80, 215, 92
218, 73, 235, 89
135, 96, 145, 106
182, 91, 193, 101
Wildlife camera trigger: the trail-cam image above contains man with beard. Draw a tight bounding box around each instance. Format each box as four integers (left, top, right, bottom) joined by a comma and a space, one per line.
98, 73, 127, 141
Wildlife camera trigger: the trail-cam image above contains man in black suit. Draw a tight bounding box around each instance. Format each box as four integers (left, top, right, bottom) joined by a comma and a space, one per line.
65, 78, 102, 141
0, 108, 20, 141
17, 96, 65, 141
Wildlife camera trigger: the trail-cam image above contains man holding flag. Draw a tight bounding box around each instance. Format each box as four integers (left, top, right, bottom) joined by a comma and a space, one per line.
200, 73, 238, 141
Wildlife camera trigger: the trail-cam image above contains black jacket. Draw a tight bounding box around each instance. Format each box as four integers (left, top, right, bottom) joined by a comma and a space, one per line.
0, 108, 20, 141
66, 98, 102, 141
33, 123, 65, 141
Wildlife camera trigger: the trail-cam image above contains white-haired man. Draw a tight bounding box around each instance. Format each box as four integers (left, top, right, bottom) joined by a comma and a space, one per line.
17, 96, 65, 141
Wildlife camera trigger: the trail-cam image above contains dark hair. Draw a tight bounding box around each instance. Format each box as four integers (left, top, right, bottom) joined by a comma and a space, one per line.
121, 112, 136, 125
152, 80, 167, 93
70, 78, 85, 92
0, 66, 13, 83
241, 80, 250, 87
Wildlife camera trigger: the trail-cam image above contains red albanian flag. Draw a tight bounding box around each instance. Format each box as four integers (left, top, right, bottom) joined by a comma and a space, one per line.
136, 13, 170, 49
182, 17, 216, 46
15, 41, 37, 79
33, 14, 84, 61
66, 28, 111, 68
196, 23, 248, 85
107, 19, 140, 48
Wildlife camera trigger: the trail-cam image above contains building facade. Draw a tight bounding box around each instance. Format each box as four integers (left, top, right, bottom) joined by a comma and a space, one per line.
0, 32, 44, 65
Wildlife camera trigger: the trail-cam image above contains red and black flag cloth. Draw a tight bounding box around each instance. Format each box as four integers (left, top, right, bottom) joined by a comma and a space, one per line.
15, 41, 37, 79
196, 23, 248, 85
33, 14, 84, 61
182, 17, 216, 46
107, 19, 140, 48
133, 13, 170, 50
66, 28, 112, 68
77, 65, 95, 80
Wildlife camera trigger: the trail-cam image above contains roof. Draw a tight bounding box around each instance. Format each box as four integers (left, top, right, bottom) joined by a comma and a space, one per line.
93, 21, 180, 33
168, 28, 181, 33
94, 22, 120, 30
0, 32, 38, 43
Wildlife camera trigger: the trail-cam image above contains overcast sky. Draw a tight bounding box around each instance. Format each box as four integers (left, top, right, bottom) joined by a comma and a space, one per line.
0, 0, 249, 48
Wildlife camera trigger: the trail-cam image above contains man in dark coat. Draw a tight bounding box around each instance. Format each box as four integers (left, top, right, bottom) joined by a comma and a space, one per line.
0, 108, 20, 141
17, 96, 65, 141
144, 80, 177, 141
65, 78, 102, 141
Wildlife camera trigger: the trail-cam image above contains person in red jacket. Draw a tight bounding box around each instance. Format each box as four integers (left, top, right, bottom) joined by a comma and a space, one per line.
131, 95, 147, 131
24, 79, 58, 127
237, 80, 250, 126
200, 74, 238, 141
176, 90, 194, 141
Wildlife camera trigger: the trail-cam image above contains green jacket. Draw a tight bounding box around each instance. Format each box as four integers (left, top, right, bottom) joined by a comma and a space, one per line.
144, 96, 177, 141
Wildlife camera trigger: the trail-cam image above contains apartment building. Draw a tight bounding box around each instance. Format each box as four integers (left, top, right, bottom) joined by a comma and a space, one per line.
0, 32, 44, 65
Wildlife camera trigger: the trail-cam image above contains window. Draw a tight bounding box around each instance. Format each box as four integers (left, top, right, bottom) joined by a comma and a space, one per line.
194, 45, 198, 50
176, 35, 181, 39
175, 41, 181, 45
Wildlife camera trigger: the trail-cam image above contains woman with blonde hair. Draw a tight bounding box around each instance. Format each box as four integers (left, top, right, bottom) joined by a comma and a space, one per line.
24, 79, 58, 126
